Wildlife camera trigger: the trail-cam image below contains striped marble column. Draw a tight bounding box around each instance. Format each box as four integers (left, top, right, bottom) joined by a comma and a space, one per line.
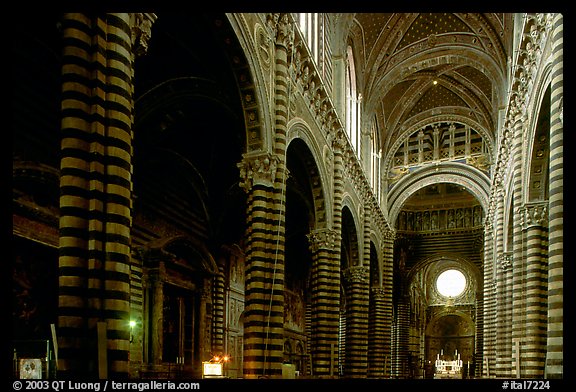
496, 252, 513, 378
394, 300, 411, 378
474, 284, 485, 378
495, 187, 512, 377
342, 265, 369, 377
545, 12, 563, 380
522, 203, 548, 378
58, 13, 136, 378
368, 287, 386, 378
510, 113, 526, 378
238, 13, 292, 378
482, 223, 496, 377
381, 229, 394, 378
504, 249, 514, 377
238, 152, 285, 378
331, 132, 346, 377
212, 261, 226, 355
308, 228, 341, 377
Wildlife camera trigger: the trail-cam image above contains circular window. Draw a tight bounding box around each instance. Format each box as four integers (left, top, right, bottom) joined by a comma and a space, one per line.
436, 269, 466, 297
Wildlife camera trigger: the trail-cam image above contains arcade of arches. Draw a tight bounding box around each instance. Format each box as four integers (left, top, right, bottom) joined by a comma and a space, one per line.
12, 13, 563, 380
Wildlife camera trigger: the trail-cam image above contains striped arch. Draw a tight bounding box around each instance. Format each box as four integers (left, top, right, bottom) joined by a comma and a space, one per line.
225, 14, 273, 153
388, 162, 490, 226
287, 119, 331, 229
341, 200, 361, 268
524, 63, 552, 203
144, 234, 219, 274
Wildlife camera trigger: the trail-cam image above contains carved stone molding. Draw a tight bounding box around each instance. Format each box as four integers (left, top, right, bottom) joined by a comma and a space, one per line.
237, 152, 280, 192
255, 24, 272, 69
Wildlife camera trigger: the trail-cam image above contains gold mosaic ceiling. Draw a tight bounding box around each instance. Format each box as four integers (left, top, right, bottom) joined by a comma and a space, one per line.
344, 13, 512, 154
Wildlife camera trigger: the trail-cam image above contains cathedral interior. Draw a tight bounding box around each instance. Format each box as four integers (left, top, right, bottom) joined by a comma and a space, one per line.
12, 13, 564, 381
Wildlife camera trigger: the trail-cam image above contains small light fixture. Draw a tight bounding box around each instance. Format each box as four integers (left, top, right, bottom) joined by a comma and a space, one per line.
129, 320, 136, 343
433, 80, 438, 85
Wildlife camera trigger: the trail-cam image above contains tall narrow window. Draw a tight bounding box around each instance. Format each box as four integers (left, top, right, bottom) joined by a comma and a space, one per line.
345, 45, 360, 154
371, 121, 381, 201
298, 13, 321, 66
296, 14, 332, 94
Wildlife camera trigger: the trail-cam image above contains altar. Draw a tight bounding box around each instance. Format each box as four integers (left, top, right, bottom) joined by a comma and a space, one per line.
434, 350, 463, 379
434, 359, 463, 379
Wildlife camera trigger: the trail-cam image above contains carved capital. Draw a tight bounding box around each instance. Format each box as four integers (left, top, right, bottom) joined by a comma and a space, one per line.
131, 13, 157, 57
307, 228, 340, 253
383, 227, 396, 242
371, 287, 387, 300
498, 252, 513, 271
331, 130, 348, 152
521, 202, 548, 228
268, 13, 293, 49
342, 265, 370, 284
237, 152, 280, 192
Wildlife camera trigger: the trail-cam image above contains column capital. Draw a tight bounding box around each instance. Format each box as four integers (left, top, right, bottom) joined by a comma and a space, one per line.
383, 227, 396, 242
519, 202, 548, 229
371, 287, 387, 299
498, 252, 513, 271
237, 152, 281, 192
130, 13, 157, 57
267, 13, 294, 49
342, 265, 370, 284
308, 228, 340, 253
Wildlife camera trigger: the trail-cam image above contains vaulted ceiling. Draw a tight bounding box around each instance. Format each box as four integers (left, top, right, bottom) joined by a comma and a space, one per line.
331, 12, 515, 226
335, 12, 513, 161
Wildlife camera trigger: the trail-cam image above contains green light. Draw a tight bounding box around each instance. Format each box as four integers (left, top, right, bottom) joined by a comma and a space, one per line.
129, 320, 137, 328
